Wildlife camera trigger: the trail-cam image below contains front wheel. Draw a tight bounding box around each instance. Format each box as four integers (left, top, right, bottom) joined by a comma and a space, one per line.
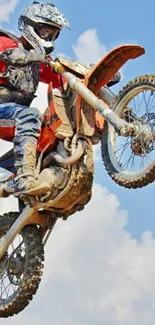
0, 212, 44, 317
101, 75, 155, 188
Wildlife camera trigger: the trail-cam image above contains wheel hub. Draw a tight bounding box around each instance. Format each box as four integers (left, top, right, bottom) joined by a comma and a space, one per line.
131, 119, 154, 156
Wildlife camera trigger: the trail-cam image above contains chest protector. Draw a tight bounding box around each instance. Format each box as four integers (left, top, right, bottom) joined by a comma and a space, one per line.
0, 29, 40, 95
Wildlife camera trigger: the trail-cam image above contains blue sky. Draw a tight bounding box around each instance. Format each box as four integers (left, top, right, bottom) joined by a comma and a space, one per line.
1, 1, 155, 324
1, 0, 154, 238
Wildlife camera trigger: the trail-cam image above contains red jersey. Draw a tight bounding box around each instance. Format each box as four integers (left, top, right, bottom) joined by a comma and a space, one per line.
0, 36, 63, 89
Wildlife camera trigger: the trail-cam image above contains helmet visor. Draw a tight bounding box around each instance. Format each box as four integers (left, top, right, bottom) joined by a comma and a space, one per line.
38, 24, 60, 41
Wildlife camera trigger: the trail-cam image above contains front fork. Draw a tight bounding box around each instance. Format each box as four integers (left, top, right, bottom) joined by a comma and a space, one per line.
61, 70, 138, 137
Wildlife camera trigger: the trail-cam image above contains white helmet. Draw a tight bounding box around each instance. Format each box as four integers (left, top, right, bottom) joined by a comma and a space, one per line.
18, 1, 70, 55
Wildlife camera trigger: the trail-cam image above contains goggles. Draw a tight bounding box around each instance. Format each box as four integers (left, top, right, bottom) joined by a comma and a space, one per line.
38, 24, 60, 41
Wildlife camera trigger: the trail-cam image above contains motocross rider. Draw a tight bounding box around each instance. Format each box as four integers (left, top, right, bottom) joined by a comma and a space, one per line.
0, 1, 70, 196
0, 1, 121, 197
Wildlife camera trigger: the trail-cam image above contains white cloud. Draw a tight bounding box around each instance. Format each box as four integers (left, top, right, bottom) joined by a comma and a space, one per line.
0, 0, 20, 23
73, 28, 107, 64
73, 28, 124, 82
31, 82, 48, 114
1, 184, 155, 324
55, 52, 68, 58
93, 142, 101, 161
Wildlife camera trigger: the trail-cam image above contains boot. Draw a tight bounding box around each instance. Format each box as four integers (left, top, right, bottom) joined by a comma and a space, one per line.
13, 137, 50, 196
0, 179, 14, 197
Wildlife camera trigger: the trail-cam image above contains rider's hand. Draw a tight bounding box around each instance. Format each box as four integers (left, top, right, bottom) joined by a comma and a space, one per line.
44, 56, 59, 73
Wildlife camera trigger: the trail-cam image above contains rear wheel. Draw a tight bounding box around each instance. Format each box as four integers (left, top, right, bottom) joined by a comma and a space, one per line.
0, 212, 44, 317
101, 75, 155, 188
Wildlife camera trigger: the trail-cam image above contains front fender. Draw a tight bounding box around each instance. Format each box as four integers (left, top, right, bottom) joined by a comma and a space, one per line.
84, 44, 145, 95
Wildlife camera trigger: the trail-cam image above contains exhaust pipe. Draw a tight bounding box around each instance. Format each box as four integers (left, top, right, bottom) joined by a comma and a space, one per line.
42, 140, 87, 168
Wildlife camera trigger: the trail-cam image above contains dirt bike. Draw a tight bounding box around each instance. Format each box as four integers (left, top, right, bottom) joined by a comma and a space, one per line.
0, 44, 155, 317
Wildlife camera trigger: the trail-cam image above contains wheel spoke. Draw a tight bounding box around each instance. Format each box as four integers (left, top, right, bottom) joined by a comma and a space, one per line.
140, 156, 145, 170
143, 91, 150, 116
0, 233, 25, 301
133, 96, 137, 114
130, 154, 135, 171
136, 93, 141, 116
148, 92, 155, 111
114, 139, 131, 154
